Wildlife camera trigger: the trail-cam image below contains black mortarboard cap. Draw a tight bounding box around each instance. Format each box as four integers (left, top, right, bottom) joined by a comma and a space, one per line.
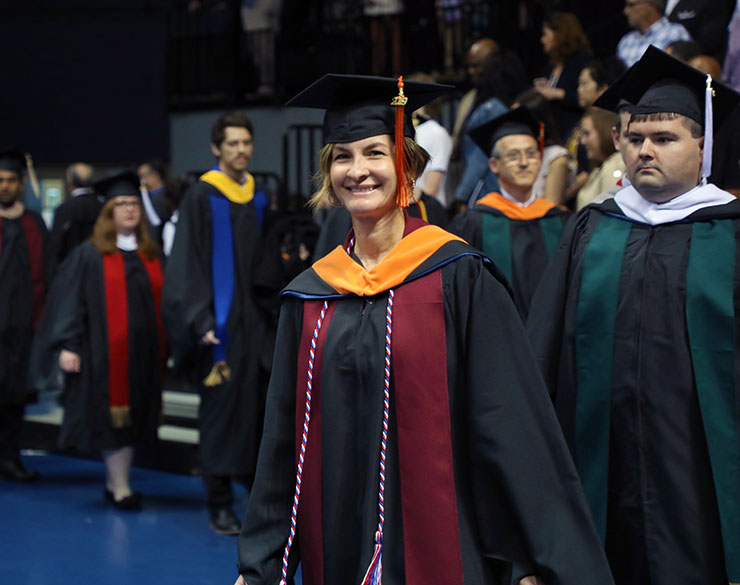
285, 74, 453, 143
621, 45, 740, 127
94, 171, 142, 201
592, 64, 636, 113
468, 107, 541, 156
0, 148, 26, 175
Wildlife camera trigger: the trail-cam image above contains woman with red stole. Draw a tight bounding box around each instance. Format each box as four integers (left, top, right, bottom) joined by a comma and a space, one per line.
234, 75, 614, 585
32, 171, 165, 510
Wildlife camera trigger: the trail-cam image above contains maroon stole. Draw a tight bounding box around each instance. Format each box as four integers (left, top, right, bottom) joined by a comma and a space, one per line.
103, 252, 165, 424
295, 271, 464, 585
20, 214, 45, 328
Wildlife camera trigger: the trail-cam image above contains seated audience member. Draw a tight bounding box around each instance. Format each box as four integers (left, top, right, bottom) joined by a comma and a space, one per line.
407, 72, 453, 227
617, 0, 691, 67
450, 108, 570, 319
535, 12, 592, 140
454, 52, 529, 209
576, 107, 624, 210
667, 0, 732, 63
723, 13, 740, 92
514, 88, 573, 207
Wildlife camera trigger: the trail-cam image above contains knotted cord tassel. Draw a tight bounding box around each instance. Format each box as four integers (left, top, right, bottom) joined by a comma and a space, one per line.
701, 73, 714, 184
360, 531, 384, 585
203, 361, 231, 387
391, 76, 412, 208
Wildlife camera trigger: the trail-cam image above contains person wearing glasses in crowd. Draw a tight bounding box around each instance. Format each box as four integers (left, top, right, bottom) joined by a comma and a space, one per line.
450, 108, 570, 320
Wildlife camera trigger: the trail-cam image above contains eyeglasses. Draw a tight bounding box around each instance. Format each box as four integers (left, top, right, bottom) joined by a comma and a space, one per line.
498, 149, 539, 165
114, 200, 140, 209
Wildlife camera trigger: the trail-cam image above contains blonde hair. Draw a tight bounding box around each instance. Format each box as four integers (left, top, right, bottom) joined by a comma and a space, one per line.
309, 136, 430, 210
91, 198, 161, 259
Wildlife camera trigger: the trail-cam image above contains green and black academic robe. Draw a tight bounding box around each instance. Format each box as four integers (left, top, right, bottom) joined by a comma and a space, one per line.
449, 192, 569, 319
30, 242, 164, 451
238, 215, 613, 585
526, 197, 740, 585
0, 210, 49, 404
162, 171, 269, 480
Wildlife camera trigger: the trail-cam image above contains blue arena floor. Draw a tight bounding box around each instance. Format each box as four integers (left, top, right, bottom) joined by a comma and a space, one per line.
0, 452, 247, 585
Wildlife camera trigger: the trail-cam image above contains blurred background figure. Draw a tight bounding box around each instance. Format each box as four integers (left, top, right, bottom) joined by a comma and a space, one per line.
576, 107, 623, 209
364, 0, 404, 75
535, 12, 592, 141
48, 162, 102, 271
617, 0, 690, 67
31, 171, 166, 508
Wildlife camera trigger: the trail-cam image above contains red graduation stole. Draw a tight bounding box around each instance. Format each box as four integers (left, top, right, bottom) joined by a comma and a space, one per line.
103, 251, 164, 427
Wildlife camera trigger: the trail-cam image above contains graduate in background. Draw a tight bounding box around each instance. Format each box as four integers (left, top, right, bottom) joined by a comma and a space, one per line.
235, 74, 613, 585
450, 108, 570, 320
0, 148, 49, 482
31, 171, 165, 508
526, 46, 740, 585
162, 112, 269, 535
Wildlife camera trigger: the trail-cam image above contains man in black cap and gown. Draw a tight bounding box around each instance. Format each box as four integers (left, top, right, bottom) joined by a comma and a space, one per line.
527, 46, 740, 585
450, 108, 570, 320
0, 148, 49, 482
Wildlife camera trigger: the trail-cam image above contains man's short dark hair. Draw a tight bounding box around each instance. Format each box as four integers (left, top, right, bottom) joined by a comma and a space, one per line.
211, 111, 254, 146
630, 112, 703, 138
665, 40, 702, 63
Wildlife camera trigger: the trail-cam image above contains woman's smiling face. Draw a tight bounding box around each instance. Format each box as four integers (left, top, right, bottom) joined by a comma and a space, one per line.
330, 134, 398, 220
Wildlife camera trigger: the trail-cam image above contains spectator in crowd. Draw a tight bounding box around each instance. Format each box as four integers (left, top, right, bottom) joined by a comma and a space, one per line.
617, 0, 691, 67
576, 107, 624, 209
0, 148, 48, 483
235, 72, 615, 585
446, 38, 500, 203
527, 46, 740, 585
666, 0, 732, 62
535, 12, 592, 140
162, 111, 269, 534
408, 72, 453, 221
454, 52, 529, 208
48, 162, 103, 270
665, 38, 702, 61
513, 88, 573, 207
31, 171, 166, 509
138, 160, 175, 229
364, 0, 404, 76
723, 10, 740, 91
450, 108, 570, 319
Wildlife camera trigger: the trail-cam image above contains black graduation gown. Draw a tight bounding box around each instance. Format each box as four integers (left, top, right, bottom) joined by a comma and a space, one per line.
238, 219, 613, 585
526, 198, 740, 585
162, 180, 268, 479
0, 210, 49, 404
30, 242, 163, 451
449, 194, 569, 320
407, 193, 449, 228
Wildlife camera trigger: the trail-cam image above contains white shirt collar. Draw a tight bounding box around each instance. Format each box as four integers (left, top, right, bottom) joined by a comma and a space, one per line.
116, 233, 138, 251
499, 186, 537, 207
613, 183, 735, 225
71, 187, 94, 198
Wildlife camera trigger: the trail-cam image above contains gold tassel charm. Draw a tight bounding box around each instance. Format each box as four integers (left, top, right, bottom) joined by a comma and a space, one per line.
110, 406, 131, 428
203, 361, 232, 387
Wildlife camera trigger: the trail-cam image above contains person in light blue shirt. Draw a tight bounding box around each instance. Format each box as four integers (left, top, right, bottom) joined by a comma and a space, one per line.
617, 0, 691, 66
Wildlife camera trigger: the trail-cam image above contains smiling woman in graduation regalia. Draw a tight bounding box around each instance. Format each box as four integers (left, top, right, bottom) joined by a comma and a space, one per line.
31, 171, 165, 509
234, 75, 614, 585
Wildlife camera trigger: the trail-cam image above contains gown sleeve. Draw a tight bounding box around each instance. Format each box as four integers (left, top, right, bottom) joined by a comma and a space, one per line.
161, 185, 216, 367
237, 298, 303, 585
29, 244, 88, 395
457, 258, 613, 584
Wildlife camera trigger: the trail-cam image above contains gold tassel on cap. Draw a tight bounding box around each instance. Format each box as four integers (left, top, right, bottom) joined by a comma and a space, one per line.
391, 76, 412, 208
203, 361, 232, 387
110, 406, 131, 428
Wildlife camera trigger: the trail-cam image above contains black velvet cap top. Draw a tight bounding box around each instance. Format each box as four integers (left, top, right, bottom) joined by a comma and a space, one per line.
94, 171, 142, 201
468, 108, 541, 156
0, 148, 26, 175
285, 74, 453, 143
620, 45, 740, 127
